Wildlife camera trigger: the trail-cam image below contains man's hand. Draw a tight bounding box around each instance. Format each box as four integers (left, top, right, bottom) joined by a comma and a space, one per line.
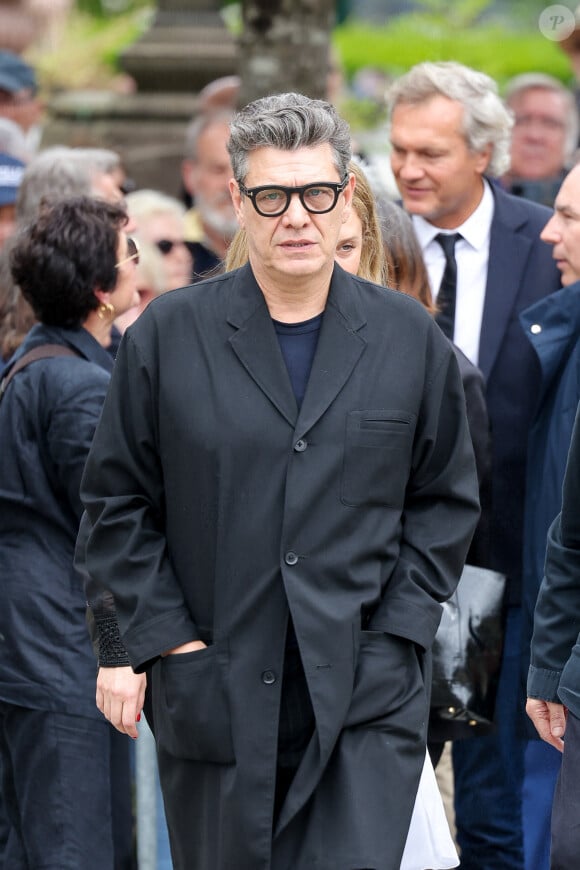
97, 666, 147, 739
526, 697, 567, 752
162, 640, 208, 656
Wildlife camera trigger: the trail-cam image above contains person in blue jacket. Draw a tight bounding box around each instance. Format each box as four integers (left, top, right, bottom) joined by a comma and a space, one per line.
520, 162, 580, 870
0, 196, 143, 868
527, 400, 580, 869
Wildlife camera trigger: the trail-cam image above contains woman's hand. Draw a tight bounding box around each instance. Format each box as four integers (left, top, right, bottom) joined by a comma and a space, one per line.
97, 666, 147, 739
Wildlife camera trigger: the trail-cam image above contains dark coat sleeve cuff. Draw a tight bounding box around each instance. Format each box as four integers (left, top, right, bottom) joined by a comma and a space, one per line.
527, 665, 562, 702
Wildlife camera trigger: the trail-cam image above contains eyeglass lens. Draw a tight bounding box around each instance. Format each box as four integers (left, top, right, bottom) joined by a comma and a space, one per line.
255, 185, 338, 215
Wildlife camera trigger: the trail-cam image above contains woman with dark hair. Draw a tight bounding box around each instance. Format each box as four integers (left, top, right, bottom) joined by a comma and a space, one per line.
0, 196, 143, 869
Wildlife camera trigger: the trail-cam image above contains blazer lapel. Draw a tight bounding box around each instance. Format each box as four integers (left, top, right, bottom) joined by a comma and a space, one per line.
228, 264, 367, 432
227, 265, 298, 426
294, 266, 367, 440
479, 187, 533, 379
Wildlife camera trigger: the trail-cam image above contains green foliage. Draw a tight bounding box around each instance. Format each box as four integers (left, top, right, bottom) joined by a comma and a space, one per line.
29, 1, 577, 100
333, 14, 573, 92
29, 5, 152, 90
338, 96, 388, 131
75, 0, 150, 17
414, 0, 491, 28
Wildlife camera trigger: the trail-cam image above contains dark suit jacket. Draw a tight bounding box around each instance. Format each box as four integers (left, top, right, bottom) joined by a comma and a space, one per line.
478, 184, 561, 603
81, 263, 479, 870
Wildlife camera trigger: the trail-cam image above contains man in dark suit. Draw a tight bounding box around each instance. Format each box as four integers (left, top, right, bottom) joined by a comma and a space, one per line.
80, 92, 480, 870
388, 60, 562, 869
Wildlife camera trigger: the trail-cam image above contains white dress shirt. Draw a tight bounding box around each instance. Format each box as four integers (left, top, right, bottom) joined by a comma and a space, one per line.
412, 180, 495, 366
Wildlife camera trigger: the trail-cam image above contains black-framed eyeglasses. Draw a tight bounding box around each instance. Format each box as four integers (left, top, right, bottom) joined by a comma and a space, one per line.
115, 237, 139, 269
238, 176, 349, 217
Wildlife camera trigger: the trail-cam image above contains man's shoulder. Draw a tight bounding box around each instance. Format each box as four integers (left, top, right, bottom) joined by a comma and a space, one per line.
342, 273, 446, 357
151, 270, 234, 313
126, 271, 236, 347
349, 273, 434, 322
490, 182, 553, 236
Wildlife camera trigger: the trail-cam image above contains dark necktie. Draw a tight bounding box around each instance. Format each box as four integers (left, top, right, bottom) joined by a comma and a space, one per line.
434, 232, 462, 340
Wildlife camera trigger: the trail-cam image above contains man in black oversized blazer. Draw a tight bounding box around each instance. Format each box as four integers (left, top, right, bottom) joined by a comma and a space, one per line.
80, 92, 479, 870
389, 61, 562, 870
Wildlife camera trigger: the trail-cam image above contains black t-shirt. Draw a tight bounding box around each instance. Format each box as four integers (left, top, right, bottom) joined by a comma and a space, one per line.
273, 313, 323, 407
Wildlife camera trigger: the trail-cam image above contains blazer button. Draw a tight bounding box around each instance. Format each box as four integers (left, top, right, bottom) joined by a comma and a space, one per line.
262, 669, 276, 685
530, 323, 542, 334
285, 551, 298, 565
294, 439, 307, 452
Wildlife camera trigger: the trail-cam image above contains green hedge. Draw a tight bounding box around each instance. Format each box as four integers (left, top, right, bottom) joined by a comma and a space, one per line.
334, 15, 573, 90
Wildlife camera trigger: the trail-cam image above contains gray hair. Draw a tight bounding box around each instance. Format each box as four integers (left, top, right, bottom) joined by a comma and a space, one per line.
125, 188, 185, 226
227, 92, 352, 182
16, 146, 122, 225
504, 72, 579, 163
184, 110, 234, 161
388, 61, 513, 178
75, 147, 123, 177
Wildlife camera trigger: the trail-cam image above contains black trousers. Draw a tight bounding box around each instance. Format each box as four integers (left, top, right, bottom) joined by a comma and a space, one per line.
274, 630, 315, 822
0, 702, 134, 870
551, 709, 580, 869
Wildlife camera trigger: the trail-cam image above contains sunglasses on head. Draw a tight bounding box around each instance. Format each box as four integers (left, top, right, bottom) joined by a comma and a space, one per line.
115, 236, 139, 269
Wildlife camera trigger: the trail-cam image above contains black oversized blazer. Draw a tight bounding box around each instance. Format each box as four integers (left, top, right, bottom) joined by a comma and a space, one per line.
82, 263, 480, 870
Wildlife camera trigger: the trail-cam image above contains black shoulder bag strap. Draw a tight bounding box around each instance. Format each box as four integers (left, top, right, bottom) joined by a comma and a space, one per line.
0, 344, 80, 403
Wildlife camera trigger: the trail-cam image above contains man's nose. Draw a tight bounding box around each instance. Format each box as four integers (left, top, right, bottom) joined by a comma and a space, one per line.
282, 193, 310, 224
397, 154, 424, 180
540, 214, 560, 244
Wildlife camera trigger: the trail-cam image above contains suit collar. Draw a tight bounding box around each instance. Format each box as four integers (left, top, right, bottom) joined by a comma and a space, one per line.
14, 323, 114, 373
226, 264, 367, 432
478, 184, 536, 378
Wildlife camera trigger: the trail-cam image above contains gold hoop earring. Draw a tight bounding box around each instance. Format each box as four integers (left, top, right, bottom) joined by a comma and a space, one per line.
97, 302, 116, 320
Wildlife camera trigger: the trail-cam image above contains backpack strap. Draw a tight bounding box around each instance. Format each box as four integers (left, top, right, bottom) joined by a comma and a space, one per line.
0, 344, 80, 402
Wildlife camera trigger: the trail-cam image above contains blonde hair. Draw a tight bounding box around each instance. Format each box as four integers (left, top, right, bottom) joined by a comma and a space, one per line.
225, 161, 387, 284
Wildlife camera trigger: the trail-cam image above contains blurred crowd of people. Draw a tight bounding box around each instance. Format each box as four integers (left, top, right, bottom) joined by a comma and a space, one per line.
1, 30, 580, 870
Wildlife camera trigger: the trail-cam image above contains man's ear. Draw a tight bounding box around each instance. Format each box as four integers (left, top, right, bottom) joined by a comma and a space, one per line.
182, 158, 196, 195
475, 144, 493, 176
230, 178, 245, 227
93, 287, 112, 306
341, 171, 356, 222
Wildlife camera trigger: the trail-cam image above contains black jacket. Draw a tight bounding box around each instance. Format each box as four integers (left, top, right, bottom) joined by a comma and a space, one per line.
81, 263, 479, 869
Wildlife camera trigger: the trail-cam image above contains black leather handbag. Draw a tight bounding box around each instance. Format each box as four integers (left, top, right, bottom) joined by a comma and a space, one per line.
430, 564, 507, 740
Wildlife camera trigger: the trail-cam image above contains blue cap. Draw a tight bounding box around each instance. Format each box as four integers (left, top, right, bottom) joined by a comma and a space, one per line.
0, 152, 25, 207
0, 51, 37, 95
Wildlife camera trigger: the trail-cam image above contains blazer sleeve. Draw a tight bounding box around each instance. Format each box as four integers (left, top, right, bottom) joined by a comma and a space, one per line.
528, 403, 580, 702
368, 331, 481, 649
80, 329, 199, 672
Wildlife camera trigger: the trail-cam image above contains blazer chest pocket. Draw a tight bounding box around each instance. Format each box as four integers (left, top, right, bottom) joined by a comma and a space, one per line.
341, 410, 414, 507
